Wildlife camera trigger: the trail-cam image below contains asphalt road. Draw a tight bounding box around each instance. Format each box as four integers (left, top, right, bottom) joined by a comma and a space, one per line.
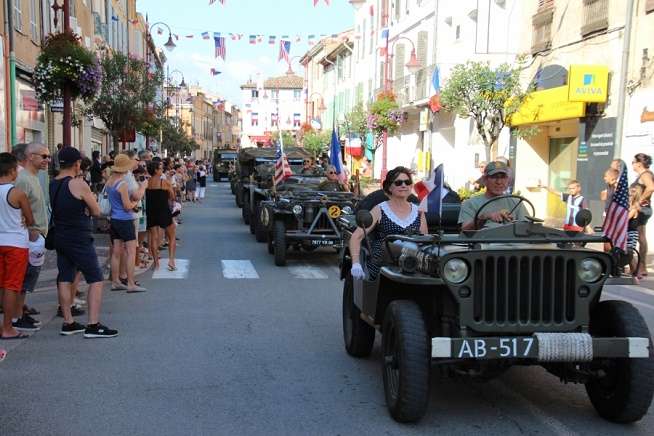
1, 182, 653, 436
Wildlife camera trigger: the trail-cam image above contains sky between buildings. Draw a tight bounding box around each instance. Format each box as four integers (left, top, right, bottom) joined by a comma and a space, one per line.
139, 0, 354, 106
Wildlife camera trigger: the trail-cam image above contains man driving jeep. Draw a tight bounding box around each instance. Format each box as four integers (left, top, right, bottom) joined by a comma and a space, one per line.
458, 161, 528, 231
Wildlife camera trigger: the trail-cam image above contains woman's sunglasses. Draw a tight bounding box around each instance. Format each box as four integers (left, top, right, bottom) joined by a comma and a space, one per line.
393, 179, 412, 186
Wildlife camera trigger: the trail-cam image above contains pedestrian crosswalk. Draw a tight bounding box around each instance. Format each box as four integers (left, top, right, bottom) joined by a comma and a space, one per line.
148, 259, 339, 280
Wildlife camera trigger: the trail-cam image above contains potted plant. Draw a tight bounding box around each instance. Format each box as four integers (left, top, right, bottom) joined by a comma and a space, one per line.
367, 91, 405, 146
33, 31, 102, 104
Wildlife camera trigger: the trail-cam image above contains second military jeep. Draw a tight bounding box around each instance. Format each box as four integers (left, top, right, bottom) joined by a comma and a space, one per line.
339, 194, 653, 424
212, 148, 238, 182
257, 174, 357, 266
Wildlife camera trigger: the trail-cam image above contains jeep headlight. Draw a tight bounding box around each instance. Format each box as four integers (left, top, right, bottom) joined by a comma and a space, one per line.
292, 204, 303, 215
443, 258, 469, 284
342, 206, 353, 215
578, 258, 602, 282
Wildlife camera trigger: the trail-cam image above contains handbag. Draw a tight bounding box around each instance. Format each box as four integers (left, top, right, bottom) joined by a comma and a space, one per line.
98, 184, 111, 217
45, 178, 66, 250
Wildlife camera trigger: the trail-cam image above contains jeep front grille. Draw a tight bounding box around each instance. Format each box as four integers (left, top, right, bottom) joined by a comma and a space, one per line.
472, 255, 577, 326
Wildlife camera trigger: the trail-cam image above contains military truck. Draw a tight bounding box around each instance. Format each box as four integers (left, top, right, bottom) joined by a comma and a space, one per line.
256, 175, 357, 266
339, 194, 653, 424
213, 148, 238, 182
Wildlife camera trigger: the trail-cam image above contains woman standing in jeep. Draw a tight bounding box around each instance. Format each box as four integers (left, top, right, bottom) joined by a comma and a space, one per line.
349, 167, 427, 280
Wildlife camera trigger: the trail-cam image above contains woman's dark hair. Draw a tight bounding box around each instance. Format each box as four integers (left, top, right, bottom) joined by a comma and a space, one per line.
80, 157, 92, 172
0, 152, 18, 176
634, 153, 652, 168
147, 161, 162, 177
382, 166, 413, 194
92, 150, 100, 160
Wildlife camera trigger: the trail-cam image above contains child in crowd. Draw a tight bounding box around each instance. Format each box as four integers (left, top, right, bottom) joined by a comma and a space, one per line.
542, 180, 589, 233
628, 185, 644, 278
0, 153, 35, 339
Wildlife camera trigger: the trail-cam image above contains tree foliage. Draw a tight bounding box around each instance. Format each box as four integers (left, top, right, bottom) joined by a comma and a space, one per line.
86, 52, 163, 150
271, 131, 296, 147
302, 130, 331, 157
341, 102, 368, 141
160, 118, 199, 157
440, 60, 531, 161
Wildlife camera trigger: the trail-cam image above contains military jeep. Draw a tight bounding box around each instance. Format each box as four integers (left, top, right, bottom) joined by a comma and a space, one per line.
339, 194, 653, 424
258, 175, 357, 266
234, 147, 311, 225
213, 148, 238, 182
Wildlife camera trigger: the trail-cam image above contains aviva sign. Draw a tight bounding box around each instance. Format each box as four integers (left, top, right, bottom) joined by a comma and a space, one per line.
568, 65, 609, 103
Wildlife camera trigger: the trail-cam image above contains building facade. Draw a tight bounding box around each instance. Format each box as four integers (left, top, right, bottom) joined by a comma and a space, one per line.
240, 74, 304, 148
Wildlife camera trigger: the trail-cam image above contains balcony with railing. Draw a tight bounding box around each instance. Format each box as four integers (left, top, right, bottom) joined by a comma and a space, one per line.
581, 0, 608, 36
531, 3, 554, 54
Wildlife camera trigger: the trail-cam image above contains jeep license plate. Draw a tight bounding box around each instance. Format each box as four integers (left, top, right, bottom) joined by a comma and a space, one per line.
453, 337, 538, 360
311, 239, 335, 246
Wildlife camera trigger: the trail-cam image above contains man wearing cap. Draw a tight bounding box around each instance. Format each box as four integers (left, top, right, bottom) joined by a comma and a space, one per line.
458, 160, 528, 231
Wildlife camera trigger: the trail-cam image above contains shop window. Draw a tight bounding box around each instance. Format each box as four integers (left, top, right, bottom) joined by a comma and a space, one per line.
251, 90, 259, 99
581, 0, 608, 36
531, 1, 554, 54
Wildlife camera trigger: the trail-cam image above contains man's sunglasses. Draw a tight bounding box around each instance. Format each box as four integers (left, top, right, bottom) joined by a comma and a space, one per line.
393, 179, 412, 186
32, 153, 51, 159
327, 171, 336, 174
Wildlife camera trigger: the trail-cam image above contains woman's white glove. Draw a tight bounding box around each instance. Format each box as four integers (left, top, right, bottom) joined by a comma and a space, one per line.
351, 262, 365, 279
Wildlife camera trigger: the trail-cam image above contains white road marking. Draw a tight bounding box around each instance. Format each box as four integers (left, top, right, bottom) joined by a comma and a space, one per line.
222, 260, 260, 279
152, 259, 189, 279
288, 265, 329, 279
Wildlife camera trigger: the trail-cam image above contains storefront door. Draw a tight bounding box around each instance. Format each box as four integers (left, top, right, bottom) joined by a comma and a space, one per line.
548, 137, 578, 219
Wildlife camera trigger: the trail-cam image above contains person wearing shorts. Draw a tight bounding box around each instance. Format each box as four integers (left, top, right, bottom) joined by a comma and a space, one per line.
50, 147, 118, 338
105, 154, 147, 293
0, 153, 34, 339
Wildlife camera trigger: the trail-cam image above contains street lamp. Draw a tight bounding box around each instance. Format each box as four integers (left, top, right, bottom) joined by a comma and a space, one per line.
286, 56, 303, 75
306, 92, 327, 125
348, 0, 366, 10
148, 21, 176, 52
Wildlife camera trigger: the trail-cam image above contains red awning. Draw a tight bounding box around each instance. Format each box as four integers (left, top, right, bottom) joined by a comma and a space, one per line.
249, 135, 272, 145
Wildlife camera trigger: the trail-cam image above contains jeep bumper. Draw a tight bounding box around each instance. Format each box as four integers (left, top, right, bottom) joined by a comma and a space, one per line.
431, 334, 650, 361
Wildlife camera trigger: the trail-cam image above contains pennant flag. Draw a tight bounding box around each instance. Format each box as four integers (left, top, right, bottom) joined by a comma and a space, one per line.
185, 34, 194, 39
269, 35, 276, 45
209, 0, 216, 4
174, 34, 179, 40
313, 0, 331, 5
210, 68, 222, 76
281, 35, 289, 40
274, 140, 292, 186
249, 34, 257, 44
278, 39, 291, 63
379, 28, 389, 56
156, 27, 163, 35
329, 129, 347, 183
214, 36, 226, 60
308, 35, 316, 46
257, 35, 263, 43
201, 31, 210, 40
295, 35, 301, 43
416, 165, 444, 217
111, 15, 119, 22
429, 66, 442, 113
603, 166, 629, 251
213, 32, 221, 38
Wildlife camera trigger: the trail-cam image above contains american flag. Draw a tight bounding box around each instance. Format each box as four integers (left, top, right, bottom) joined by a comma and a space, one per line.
214, 36, 226, 60
274, 140, 292, 186
201, 31, 210, 40
278, 40, 291, 63
603, 167, 629, 251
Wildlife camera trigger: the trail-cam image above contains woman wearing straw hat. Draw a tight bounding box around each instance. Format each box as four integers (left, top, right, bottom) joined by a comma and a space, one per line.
105, 154, 147, 293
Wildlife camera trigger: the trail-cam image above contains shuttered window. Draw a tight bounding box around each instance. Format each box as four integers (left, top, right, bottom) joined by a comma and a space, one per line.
581, 0, 608, 36
394, 43, 405, 81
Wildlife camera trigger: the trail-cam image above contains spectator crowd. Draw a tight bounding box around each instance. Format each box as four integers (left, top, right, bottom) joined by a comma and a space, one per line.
0, 142, 211, 361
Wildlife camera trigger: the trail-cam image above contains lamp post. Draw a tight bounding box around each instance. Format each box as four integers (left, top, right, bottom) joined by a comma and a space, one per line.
51, 0, 72, 147
380, 36, 422, 178
285, 56, 302, 75
306, 92, 328, 126
167, 69, 185, 127
148, 22, 177, 53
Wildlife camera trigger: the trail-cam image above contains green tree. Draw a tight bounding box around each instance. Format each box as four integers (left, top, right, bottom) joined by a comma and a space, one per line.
160, 118, 198, 157
302, 130, 331, 157
440, 60, 531, 162
271, 131, 296, 147
87, 52, 163, 151
341, 102, 368, 141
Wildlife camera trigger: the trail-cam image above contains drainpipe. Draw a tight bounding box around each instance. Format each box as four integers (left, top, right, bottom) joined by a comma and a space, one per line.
6, 0, 17, 146
614, 0, 635, 159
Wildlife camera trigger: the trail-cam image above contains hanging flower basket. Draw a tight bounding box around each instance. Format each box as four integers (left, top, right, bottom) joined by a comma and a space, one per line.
33, 31, 102, 104
367, 91, 405, 146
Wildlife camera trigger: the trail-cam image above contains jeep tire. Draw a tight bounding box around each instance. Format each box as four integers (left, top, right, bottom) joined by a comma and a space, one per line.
381, 300, 430, 423
254, 205, 267, 242
249, 202, 256, 234
235, 188, 243, 208
342, 274, 375, 357
267, 232, 274, 254
585, 300, 654, 423
273, 220, 287, 266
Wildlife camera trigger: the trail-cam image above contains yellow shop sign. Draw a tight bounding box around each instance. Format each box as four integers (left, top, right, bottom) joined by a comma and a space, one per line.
509, 85, 586, 126
568, 65, 609, 103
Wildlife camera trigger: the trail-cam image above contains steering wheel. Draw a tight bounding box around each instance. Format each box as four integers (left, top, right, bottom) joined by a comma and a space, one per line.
472, 194, 536, 230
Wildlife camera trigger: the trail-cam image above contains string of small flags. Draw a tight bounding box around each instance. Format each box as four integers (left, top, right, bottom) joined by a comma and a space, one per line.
155, 28, 347, 46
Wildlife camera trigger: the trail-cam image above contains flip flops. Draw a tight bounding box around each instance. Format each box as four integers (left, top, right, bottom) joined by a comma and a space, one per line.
167, 265, 177, 272
1, 333, 30, 340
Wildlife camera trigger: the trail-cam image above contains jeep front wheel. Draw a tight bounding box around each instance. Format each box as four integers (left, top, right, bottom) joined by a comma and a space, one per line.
242, 197, 251, 225
585, 300, 654, 423
273, 220, 287, 266
381, 300, 430, 423
254, 205, 268, 242
343, 274, 375, 357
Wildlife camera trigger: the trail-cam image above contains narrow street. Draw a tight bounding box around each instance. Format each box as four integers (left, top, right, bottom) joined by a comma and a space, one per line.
1, 182, 653, 435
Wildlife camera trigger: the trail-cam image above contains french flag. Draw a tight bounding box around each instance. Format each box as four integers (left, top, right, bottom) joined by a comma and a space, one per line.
415, 164, 444, 217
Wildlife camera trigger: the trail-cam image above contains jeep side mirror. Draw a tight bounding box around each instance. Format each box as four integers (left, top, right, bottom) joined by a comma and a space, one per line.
356, 210, 373, 229
575, 209, 593, 228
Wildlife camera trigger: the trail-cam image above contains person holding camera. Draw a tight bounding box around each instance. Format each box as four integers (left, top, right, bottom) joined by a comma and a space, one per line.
106, 154, 147, 293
